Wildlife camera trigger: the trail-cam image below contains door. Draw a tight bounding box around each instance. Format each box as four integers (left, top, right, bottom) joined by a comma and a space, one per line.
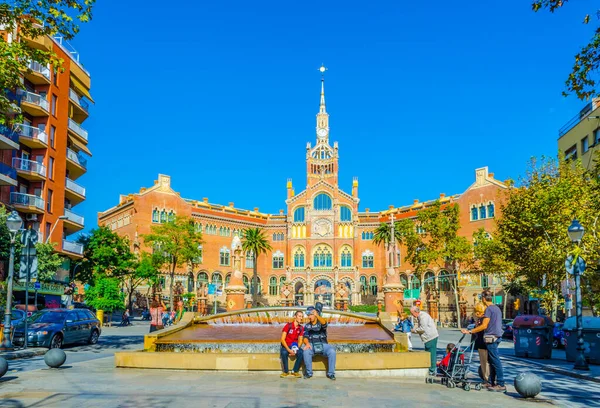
63, 311, 81, 344
75, 310, 91, 342
21, 152, 30, 170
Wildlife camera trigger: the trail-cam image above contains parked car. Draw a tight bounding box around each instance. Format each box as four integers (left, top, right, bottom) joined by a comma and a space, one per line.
502, 321, 514, 339
1, 309, 26, 327
552, 322, 565, 348
12, 308, 101, 349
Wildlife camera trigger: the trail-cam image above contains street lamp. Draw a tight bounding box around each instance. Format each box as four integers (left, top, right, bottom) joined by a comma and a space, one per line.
45, 215, 68, 244
567, 219, 589, 371
0, 211, 23, 351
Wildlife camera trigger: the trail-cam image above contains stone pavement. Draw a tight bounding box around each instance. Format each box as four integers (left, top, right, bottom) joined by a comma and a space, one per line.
509, 348, 600, 383
0, 356, 551, 408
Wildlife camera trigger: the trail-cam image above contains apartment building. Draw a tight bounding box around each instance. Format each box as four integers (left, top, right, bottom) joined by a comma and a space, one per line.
558, 99, 600, 170
0, 28, 92, 270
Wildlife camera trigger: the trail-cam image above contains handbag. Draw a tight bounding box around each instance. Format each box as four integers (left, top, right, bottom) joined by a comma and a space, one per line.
483, 335, 497, 344
312, 341, 324, 355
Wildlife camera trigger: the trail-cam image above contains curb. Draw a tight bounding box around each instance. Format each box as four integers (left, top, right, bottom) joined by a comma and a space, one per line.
507, 355, 600, 384
0, 348, 46, 361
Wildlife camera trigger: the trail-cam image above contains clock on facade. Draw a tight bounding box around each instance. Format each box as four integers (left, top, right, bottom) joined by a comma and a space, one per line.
317, 128, 328, 138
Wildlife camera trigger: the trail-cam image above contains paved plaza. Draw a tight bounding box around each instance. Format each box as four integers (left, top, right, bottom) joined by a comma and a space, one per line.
1, 323, 599, 407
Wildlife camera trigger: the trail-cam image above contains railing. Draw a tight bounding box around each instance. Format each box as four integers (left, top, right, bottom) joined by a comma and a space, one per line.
10, 192, 45, 210
67, 147, 87, 168
27, 60, 51, 80
558, 101, 597, 137
0, 125, 19, 144
63, 239, 84, 255
65, 209, 84, 225
0, 161, 16, 180
12, 157, 46, 177
65, 177, 86, 197
16, 123, 47, 145
69, 88, 89, 112
17, 90, 49, 112
68, 118, 88, 140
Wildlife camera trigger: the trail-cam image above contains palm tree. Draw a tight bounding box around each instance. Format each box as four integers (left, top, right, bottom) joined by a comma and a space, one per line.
373, 219, 414, 255
241, 227, 272, 307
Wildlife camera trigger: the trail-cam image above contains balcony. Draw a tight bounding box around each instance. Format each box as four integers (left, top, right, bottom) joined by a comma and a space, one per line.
0, 125, 20, 150
18, 90, 49, 116
10, 192, 45, 214
69, 88, 89, 116
62, 239, 84, 256
65, 177, 86, 204
17, 123, 48, 149
13, 157, 46, 181
63, 209, 84, 234
0, 161, 17, 187
25, 61, 51, 85
66, 147, 88, 179
67, 118, 88, 142
559, 100, 600, 138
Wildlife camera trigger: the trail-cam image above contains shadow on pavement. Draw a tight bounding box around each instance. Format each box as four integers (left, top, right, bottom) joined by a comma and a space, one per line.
0, 399, 24, 408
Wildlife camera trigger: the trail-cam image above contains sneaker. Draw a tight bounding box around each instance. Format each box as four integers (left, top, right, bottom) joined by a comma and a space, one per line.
280, 372, 288, 378
290, 372, 302, 378
327, 374, 336, 381
488, 385, 507, 392
304, 374, 312, 379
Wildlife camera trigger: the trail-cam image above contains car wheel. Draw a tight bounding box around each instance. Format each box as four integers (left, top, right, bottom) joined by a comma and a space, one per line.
88, 330, 99, 345
49, 334, 63, 349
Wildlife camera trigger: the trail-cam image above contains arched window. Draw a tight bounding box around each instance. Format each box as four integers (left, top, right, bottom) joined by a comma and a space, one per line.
280, 276, 286, 286
225, 273, 231, 287
211, 272, 222, 285
246, 251, 254, 268
340, 206, 352, 222
160, 210, 167, 223
294, 247, 305, 268
369, 276, 378, 296
470, 206, 478, 221
313, 193, 332, 210
481, 274, 489, 288
313, 245, 333, 267
479, 205, 487, 219
293, 207, 305, 222
400, 274, 408, 288
360, 275, 368, 295
243, 275, 250, 293
269, 276, 278, 296
411, 274, 421, 291
219, 247, 230, 266
168, 210, 175, 222
487, 203, 495, 218
423, 271, 435, 289
362, 250, 374, 268
272, 250, 284, 269
438, 270, 451, 292
195, 222, 202, 233
250, 277, 262, 295
152, 209, 159, 223
340, 246, 352, 267
197, 271, 208, 288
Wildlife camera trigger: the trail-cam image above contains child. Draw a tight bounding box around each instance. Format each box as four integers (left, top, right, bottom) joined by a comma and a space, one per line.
394, 313, 414, 350
438, 343, 464, 372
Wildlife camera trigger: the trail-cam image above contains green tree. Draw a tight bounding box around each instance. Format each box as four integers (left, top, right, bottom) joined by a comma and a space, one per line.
142, 217, 203, 311
123, 252, 159, 312
0, 0, 95, 126
372, 218, 415, 256
85, 277, 124, 314
241, 228, 272, 307
35, 242, 64, 281
532, 1, 600, 100
77, 227, 135, 284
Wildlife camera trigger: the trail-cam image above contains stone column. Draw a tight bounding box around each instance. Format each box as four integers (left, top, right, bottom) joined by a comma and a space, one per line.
225, 237, 246, 312
383, 267, 405, 317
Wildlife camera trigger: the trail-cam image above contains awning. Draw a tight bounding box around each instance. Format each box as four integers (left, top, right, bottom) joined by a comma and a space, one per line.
70, 74, 95, 103
68, 134, 92, 156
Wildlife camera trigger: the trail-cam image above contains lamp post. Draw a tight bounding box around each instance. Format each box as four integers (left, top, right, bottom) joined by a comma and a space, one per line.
567, 219, 589, 371
45, 215, 68, 244
0, 211, 23, 351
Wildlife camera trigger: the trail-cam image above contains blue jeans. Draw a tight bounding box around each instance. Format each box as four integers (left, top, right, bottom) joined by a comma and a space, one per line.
280, 346, 303, 373
486, 338, 505, 386
303, 343, 336, 376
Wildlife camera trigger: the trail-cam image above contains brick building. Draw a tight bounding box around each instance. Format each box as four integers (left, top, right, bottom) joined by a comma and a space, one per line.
99, 74, 510, 321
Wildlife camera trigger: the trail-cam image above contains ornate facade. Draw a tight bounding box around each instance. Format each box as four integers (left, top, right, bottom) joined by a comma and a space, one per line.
98, 73, 510, 321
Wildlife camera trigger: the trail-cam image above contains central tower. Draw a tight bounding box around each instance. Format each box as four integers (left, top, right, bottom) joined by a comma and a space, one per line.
306, 65, 339, 188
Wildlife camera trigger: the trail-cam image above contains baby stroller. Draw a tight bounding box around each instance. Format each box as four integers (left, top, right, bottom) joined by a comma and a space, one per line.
426, 334, 481, 391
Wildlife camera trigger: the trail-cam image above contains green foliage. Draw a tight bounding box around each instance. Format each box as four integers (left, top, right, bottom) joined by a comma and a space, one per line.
35, 241, 63, 281
123, 251, 159, 309
348, 304, 380, 313
78, 227, 135, 283
372, 219, 415, 251
84, 277, 124, 312
0, 1, 95, 126
532, 1, 600, 100
142, 216, 203, 311
241, 227, 272, 307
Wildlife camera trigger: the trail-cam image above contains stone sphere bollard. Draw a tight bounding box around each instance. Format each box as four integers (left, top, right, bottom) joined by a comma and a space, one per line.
0, 356, 8, 378
44, 349, 67, 368
514, 372, 542, 398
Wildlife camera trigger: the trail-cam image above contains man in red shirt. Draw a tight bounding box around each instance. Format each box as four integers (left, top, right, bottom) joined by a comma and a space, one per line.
280, 310, 304, 378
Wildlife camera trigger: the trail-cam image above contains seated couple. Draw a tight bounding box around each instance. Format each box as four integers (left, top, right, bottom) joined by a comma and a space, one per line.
280, 306, 337, 380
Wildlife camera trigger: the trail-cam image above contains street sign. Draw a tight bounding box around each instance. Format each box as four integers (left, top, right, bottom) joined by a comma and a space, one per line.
207, 284, 216, 295
565, 255, 586, 276
19, 255, 38, 280
34, 281, 41, 290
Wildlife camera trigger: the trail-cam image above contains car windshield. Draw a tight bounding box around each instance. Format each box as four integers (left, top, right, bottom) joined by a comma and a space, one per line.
27, 312, 66, 324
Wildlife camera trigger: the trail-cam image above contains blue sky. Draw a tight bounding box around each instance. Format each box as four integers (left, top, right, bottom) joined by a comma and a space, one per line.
70, 0, 594, 230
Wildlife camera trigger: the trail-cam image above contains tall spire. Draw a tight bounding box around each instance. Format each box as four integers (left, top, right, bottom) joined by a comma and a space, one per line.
319, 64, 327, 113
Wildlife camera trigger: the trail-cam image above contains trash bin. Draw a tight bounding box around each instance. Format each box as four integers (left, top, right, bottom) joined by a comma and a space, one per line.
96, 309, 104, 326
563, 316, 600, 364
513, 315, 554, 359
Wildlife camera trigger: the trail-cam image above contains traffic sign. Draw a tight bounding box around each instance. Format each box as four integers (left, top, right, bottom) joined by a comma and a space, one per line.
207, 284, 216, 295
34, 281, 41, 290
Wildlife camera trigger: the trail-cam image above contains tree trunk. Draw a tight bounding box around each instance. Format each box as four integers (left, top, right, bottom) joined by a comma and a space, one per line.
502, 288, 508, 319
169, 262, 175, 312
453, 282, 461, 329
252, 254, 258, 307
551, 291, 558, 321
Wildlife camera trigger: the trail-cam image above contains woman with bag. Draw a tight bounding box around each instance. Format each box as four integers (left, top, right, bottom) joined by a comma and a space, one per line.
149, 298, 165, 333
472, 302, 490, 385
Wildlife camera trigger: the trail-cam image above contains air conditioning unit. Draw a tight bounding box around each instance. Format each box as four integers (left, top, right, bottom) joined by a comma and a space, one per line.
26, 214, 38, 221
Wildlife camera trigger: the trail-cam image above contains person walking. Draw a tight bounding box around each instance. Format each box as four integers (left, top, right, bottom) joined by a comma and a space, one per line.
462, 290, 505, 392
149, 299, 165, 333
410, 306, 439, 376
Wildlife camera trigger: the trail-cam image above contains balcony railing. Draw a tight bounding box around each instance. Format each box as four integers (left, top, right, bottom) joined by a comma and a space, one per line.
68, 118, 88, 141
10, 192, 45, 210
27, 61, 51, 80
0, 125, 20, 144
63, 239, 84, 255
12, 157, 46, 177
17, 90, 49, 112
0, 161, 16, 180
67, 148, 87, 168
558, 100, 600, 137
65, 209, 84, 225
16, 123, 48, 144
69, 89, 89, 112
66, 177, 86, 197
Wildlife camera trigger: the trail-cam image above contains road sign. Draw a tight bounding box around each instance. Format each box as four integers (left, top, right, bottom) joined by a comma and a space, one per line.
34, 281, 41, 290
207, 284, 216, 295
565, 255, 586, 276
19, 255, 38, 280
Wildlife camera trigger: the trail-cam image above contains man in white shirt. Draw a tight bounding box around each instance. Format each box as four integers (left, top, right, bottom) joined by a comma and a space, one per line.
410, 306, 439, 376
